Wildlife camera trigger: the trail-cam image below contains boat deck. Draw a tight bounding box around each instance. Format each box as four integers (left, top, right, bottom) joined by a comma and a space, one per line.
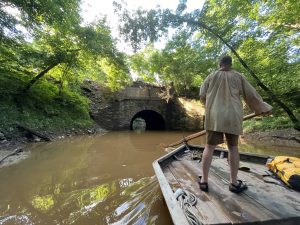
160, 149, 300, 225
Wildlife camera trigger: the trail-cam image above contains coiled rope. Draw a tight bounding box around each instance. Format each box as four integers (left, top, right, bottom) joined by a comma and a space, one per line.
174, 188, 203, 225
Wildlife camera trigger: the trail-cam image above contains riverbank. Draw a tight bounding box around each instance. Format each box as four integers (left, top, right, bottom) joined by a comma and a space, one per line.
1, 127, 299, 168
242, 128, 300, 148
0, 125, 107, 168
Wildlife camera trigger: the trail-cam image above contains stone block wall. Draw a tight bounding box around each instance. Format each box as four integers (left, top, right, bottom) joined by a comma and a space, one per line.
85, 81, 204, 131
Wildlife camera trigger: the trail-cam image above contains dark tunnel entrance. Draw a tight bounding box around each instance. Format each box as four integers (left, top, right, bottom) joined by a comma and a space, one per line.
130, 110, 165, 131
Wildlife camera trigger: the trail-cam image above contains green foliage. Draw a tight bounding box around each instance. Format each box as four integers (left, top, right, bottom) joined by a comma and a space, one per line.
115, 0, 300, 128
0, 77, 94, 139
1, 0, 131, 92
113, 1, 170, 52
0, 0, 134, 137
243, 115, 294, 133
100, 57, 131, 91
1, 0, 299, 134
129, 38, 208, 97
129, 44, 158, 82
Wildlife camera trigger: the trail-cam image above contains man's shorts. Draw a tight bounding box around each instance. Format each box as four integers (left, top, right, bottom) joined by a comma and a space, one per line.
206, 130, 239, 146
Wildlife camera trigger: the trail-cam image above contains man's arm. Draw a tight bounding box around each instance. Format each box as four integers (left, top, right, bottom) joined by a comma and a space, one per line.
240, 75, 272, 114
199, 75, 211, 104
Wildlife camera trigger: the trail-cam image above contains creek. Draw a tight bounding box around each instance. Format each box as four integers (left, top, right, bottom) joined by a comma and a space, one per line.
0, 131, 299, 225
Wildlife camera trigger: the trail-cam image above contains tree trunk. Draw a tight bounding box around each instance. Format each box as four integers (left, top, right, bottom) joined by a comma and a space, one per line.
23, 62, 60, 92
16, 123, 51, 141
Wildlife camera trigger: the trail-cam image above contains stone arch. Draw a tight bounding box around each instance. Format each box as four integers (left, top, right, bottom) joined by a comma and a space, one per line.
130, 110, 165, 130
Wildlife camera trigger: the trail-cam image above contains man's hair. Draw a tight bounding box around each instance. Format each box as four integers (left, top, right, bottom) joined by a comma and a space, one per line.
219, 55, 232, 66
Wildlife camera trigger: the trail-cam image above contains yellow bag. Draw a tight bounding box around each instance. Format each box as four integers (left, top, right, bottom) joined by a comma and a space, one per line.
266, 156, 300, 191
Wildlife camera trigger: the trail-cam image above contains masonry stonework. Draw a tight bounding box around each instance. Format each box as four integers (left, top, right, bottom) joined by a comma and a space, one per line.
84, 81, 204, 131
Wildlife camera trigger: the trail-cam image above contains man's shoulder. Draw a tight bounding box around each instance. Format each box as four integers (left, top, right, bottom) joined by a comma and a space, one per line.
211, 69, 240, 76
208, 69, 245, 80
228, 70, 245, 79
227, 69, 241, 75
203, 71, 216, 81
208, 69, 220, 77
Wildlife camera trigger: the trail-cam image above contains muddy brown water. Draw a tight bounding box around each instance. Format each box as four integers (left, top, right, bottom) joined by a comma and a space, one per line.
0, 131, 299, 225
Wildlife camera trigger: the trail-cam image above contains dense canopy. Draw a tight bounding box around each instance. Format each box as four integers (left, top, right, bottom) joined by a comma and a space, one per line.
114, 0, 300, 129
0, 0, 299, 133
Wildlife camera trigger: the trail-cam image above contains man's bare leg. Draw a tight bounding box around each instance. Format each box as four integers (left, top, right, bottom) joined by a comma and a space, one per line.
201, 144, 216, 183
228, 145, 239, 185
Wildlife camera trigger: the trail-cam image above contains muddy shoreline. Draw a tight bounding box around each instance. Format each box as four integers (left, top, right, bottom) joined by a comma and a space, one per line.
242, 128, 300, 148
1, 128, 299, 168
0, 126, 108, 168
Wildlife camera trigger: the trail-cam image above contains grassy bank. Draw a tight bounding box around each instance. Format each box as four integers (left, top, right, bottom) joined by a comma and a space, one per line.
0, 76, 95, 140
243, 115, 294, 133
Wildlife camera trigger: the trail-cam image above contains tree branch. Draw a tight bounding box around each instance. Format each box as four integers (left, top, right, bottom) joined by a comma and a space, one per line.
23, 62, 60, 92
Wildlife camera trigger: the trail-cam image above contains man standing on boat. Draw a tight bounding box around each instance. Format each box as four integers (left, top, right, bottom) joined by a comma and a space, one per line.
199, 55, 272, 193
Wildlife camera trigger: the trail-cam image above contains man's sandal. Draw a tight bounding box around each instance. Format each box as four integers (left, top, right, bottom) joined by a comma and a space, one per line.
199, 182, 209, 192
198, 176, 209, 192
229, 180, 247, 193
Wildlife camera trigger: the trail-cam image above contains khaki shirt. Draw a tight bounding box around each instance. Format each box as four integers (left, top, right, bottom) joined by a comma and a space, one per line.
199, 69, 272, 135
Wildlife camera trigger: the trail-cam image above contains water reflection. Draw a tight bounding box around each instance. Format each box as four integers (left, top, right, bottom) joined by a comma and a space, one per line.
0, 131, 299, 225
109, 177, 162, 225
0, 132, 176, 225
132, 118, 146, 132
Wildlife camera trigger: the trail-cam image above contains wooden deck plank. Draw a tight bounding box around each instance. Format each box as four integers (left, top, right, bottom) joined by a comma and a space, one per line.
167, 161, 232, 225
163, 165, 183, 190
211, 158, 300, 222
153, 161, 191, 225
179, 159, 281, 224
163, 166, 209, 223
155, 146, 300, 225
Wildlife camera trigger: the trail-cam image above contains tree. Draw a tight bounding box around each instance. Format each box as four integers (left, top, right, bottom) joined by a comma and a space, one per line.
114, 0, 300, 130
1, 1, 131, 95
129, 35, 212, 97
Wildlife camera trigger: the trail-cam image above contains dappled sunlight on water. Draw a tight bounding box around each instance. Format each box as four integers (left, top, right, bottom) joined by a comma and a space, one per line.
107, 177, 166, 225
0, 176, 167, 225
0, 131, 299, 224
0, 132, 178, 225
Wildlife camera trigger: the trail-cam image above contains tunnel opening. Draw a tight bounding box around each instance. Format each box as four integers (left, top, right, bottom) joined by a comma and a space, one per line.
130, 110, 165, 131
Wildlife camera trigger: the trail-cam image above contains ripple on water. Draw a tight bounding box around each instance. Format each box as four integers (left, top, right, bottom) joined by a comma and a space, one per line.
0, 214, 33, 225
106, 176, 161, 225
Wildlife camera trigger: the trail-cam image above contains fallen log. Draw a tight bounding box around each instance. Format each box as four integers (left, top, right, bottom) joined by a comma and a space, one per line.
16, 123, 51, 141
0, 148, 23, 164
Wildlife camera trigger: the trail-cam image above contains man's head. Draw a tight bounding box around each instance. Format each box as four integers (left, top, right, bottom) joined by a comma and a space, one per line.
219, 55, 232, 69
